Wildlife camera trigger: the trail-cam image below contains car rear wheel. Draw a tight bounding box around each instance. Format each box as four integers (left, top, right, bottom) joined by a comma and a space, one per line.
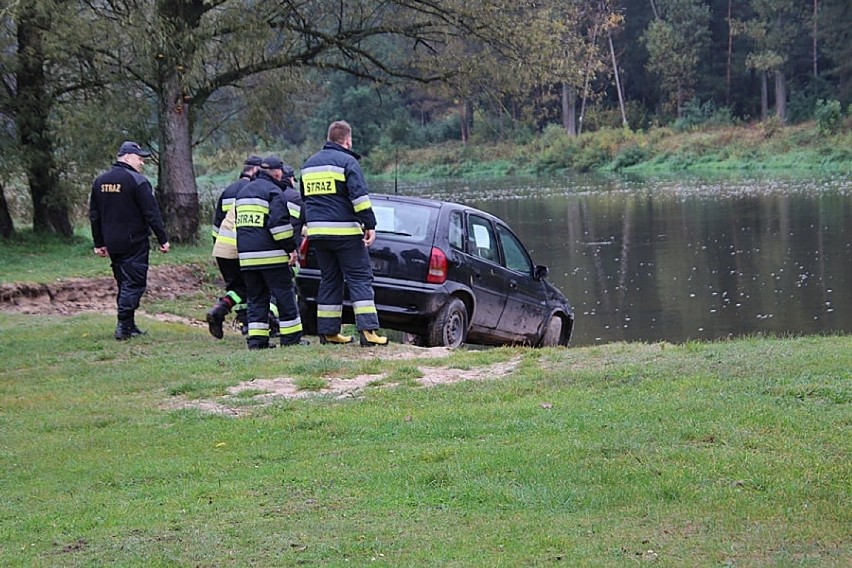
539, 315, 563, 347
427, 298, 468, 348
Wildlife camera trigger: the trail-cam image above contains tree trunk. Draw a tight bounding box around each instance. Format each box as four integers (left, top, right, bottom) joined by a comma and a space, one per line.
562, 82, 577, 136
157, 70, 199, 242
16, 3, 72, 236
726, 0, 733, 105
608, 34, 628, 127
0, 181, 15, 238
154, 0, 205, 242
774, 70, 787, 123
812, 0, 818, 77
760, 70, 769, 120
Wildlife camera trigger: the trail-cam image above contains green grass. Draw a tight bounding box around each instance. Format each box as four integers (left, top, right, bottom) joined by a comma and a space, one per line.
0, 305, 849, 566
1, 221, 850, 566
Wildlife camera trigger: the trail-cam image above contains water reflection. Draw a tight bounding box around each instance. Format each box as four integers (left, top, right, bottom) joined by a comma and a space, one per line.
374, 174, 851, 346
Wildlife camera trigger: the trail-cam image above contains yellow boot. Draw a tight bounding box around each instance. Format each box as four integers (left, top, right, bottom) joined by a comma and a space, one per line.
320, 333, 353, 345
359, 330, 388, 347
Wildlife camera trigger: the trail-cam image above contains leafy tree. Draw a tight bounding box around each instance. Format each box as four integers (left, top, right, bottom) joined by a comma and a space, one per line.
1, 0, 75, 236
642, 0, 711, 117
746, 0, 808, 123
75, 0, 581, 242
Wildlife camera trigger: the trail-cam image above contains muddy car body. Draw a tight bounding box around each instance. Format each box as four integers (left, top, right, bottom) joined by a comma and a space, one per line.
297, 194, 574, 348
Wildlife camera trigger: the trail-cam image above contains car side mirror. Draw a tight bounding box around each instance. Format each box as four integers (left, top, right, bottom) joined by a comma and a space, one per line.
533, 265, 549, 280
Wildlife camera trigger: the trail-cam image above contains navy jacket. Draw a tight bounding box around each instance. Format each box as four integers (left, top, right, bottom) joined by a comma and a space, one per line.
212, 176, 251, 240
300, 142, 376, 239
89, 162, 168, 253
234, 171, 297, 271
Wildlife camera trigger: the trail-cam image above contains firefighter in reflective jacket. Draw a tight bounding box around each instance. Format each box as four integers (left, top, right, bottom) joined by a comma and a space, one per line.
235, 155, 307, 349
206, 155, 262, 338
300, 120, 387, 346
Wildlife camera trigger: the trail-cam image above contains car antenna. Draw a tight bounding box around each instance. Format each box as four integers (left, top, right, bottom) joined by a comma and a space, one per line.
394, 149, 399, 194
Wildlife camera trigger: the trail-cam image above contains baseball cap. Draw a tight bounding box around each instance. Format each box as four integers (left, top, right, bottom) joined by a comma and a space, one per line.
117, 141, 152, 157
261, 155, 284, 170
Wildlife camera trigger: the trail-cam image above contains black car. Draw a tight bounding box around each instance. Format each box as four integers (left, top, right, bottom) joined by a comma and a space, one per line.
296, 194, 574, 348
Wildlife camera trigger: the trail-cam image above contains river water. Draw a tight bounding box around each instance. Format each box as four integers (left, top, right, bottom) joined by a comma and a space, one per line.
372, 173, 851, 346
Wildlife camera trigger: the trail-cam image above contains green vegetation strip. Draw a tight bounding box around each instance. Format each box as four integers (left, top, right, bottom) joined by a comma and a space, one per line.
0, 310, 848, 566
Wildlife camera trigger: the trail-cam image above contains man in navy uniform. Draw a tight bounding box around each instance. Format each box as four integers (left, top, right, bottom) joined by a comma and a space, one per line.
89, 141, 170, 340
300, 120, 387, 347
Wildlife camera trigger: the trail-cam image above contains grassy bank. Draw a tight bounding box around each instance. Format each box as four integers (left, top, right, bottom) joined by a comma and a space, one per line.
364, 121, 852, 180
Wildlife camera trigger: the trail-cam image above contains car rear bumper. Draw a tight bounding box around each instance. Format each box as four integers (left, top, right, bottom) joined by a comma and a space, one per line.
296, 269, 453, 334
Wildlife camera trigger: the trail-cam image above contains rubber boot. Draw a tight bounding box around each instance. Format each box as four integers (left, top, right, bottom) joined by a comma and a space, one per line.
359, 330, 388, 347
235, 309, 248, 336
128, 315, 146, 337
319, 333, 354, 345
247, 338, 275, 350
206, 298, 232, 339
115, 316, 133, 341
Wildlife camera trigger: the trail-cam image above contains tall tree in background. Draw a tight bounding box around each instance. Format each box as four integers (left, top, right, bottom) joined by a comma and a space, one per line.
819, 0, 851, 102
747, 0, 807, 123
1, 1, 73, 236
642, 0, 711, 117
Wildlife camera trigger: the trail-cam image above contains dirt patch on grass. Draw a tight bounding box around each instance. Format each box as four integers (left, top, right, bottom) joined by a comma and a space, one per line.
167, 353, 522, 416
0, 264, 204, 316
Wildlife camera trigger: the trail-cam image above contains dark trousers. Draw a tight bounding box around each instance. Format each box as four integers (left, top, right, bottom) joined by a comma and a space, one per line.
109, 240, 150, 323
244, 266, 302, 347
313, 237, 380, 334
215, 257, 247, 308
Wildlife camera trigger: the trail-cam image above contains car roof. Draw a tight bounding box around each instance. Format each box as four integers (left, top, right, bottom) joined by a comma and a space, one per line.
372, 193, 504, 224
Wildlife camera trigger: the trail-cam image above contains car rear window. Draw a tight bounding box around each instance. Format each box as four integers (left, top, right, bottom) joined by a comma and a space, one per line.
373, 202, 436, 242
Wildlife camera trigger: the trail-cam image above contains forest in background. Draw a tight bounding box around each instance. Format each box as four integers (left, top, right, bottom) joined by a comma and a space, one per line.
1, 0, 849, 242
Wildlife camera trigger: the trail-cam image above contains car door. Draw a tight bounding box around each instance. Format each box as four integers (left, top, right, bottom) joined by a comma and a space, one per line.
493, 222, 548, 343
463, 213, 507, 330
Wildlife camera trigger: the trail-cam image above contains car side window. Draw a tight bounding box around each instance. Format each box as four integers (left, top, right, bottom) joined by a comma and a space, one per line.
496, 223, 533, 274
448, 211, 464, 250
468, 215, 499, 263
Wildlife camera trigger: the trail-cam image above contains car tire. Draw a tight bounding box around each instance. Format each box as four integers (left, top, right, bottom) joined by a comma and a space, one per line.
427, 298, 468, 348
539, 315, 563, 347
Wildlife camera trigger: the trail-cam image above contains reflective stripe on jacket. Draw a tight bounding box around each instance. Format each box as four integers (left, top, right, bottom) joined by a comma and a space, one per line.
300, 142, 376, 239
211, 177, 250, 239
235, 171, 297, 270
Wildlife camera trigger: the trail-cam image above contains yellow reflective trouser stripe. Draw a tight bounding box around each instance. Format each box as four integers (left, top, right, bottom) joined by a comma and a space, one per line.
317, 304, 342, 318
280, 319, 303, 335
240, 256, 288, 266
352, 300, 377, 315
306, 226, 363, 236
248, 323, 269, 338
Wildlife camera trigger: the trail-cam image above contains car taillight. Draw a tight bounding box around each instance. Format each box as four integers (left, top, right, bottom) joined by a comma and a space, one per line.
427, 247, 448, 284
298, 237, 310, 265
